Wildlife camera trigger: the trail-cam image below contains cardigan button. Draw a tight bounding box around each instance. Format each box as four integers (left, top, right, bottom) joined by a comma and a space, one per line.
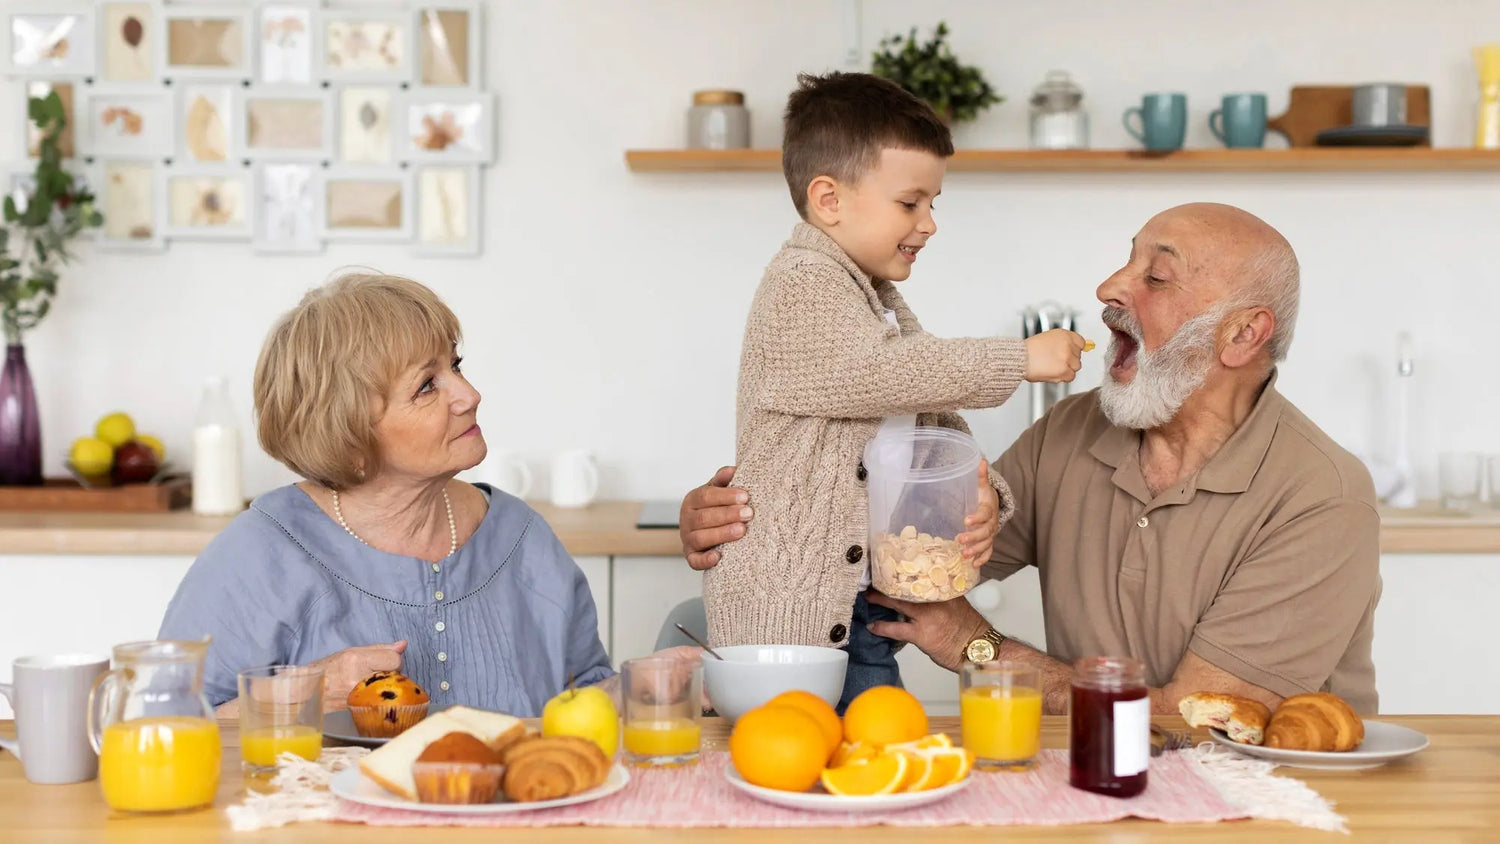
856, 461, 867, 481
845, 545, 863, 564
830, 624, 847, 644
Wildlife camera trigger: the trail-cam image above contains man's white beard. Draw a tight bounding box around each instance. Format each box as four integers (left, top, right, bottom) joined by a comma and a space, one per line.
1097, 305, 1225, 430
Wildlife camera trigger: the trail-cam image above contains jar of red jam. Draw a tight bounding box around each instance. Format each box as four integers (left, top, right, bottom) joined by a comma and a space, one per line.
1069, 656, 1149, 797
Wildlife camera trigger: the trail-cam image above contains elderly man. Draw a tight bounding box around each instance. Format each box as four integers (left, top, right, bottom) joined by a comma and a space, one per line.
679, 202, 1380, 715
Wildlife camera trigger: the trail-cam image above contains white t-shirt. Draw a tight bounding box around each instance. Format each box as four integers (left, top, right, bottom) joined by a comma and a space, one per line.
863, 309, 916, 589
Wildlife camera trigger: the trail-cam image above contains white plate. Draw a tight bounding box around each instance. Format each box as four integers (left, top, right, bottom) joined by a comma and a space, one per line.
724, 767, 969, 812
1209, 721, 1430, 770
322, 706, 453, 748
329, 763, 630, 814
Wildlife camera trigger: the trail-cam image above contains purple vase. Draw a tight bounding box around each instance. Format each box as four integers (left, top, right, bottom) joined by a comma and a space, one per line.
0, 343, 42, 486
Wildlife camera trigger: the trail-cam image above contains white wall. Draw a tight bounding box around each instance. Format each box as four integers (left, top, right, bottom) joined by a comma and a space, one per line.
4, 0, 1497, 502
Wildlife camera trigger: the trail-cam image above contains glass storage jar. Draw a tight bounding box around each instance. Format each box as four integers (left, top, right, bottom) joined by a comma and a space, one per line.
1029, 71, 1089, 150
687, 90, 749, 149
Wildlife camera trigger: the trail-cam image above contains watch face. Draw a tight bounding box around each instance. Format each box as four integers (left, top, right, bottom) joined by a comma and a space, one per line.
966, 638, 996, 664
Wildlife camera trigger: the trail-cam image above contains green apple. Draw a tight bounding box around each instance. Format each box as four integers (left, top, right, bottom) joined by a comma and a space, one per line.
541, 685, 619, 757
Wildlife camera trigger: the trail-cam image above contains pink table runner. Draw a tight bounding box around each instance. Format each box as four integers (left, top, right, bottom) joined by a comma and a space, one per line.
332, 750, 1247, 829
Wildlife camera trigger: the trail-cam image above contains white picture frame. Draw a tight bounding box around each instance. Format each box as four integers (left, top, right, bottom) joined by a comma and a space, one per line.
4, 3, 96, 78
413, 164, 480, 256
255, 1, 320, 85
162, 164, 253, 240
79, 88, 173, 160
319, 7, 413, 84
336, 85, 394, 163
253, 162, 323, 254
319, 166, 412, 241
175, 83, 239, 163
412, 1, 480, 90
90, 159, 167, 251
238, 87, 333, 162
21, 80, 79, 161
97, 1, 159, 83
159, 4, 252, 81
397, 91, 494, 163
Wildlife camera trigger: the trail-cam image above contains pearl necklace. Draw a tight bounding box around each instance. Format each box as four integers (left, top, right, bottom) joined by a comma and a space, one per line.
332, 487, 457, 559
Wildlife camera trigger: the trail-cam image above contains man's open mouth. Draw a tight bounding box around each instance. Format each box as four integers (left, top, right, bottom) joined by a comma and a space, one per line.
1111, 329, 1139, 372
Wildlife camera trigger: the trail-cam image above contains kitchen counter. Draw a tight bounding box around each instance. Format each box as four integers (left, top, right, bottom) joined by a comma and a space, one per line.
0, 501, 1495, 557
3, 715, 1495, 841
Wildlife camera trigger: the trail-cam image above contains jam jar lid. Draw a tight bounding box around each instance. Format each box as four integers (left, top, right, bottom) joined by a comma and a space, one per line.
693, 89, 745, 106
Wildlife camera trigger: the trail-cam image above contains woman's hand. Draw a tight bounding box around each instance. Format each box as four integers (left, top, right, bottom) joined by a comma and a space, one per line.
679, 466, 753, 571
312, 640, 408, 709
958, 459, 1000, 568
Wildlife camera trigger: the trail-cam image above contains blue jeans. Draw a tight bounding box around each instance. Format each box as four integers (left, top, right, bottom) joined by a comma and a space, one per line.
836, 591, 903, 713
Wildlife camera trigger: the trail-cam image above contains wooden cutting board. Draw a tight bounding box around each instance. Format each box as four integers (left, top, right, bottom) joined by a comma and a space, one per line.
0, 476, 192, 512
1267, 85, 1431, 146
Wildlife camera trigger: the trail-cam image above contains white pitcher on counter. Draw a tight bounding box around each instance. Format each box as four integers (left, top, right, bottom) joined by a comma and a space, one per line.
472, 450, 533, 498
550, 450, 599, 508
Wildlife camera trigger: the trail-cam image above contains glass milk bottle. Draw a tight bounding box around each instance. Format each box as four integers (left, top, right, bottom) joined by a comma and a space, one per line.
191, 376, 243, 515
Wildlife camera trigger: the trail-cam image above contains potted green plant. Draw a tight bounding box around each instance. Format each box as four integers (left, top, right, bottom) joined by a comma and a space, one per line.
870, 21, 1002, 124
0, 91, 103, 485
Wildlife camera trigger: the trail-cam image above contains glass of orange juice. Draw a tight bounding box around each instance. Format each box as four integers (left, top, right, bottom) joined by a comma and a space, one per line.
237, 665, 324, 774
961, 661, 1042, 771
620, 656, 702, 768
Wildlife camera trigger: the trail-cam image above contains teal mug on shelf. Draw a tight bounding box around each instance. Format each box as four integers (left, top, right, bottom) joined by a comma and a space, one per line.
1209, 93, 1268, 148
1123, 93, 1187, 151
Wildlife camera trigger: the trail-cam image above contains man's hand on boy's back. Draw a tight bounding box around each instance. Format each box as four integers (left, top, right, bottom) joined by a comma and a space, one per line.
1024, 329, 1086, 383
680, 466, 753, 570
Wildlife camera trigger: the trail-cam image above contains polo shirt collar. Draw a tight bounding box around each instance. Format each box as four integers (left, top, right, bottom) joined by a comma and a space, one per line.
1088, 370, 1284, 499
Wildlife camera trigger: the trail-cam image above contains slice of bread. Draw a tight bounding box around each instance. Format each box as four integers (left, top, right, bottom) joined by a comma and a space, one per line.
358, 707, 526, 800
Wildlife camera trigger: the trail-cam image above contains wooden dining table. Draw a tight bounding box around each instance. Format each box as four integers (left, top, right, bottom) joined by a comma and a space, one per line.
3, 714, 1497, 841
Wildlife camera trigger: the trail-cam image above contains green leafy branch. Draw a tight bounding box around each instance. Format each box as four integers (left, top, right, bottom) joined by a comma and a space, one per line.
870, 21, 1002, 124
0, 91, 103, 343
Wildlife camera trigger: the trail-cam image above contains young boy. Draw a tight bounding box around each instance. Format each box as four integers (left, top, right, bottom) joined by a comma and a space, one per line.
701, 72, 1083, 708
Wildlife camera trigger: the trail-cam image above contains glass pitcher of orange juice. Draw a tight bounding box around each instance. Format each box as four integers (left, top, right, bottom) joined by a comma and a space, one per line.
87, 639, 222, 813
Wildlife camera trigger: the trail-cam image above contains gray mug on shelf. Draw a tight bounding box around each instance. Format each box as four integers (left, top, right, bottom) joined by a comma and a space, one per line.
1351, 84, 1407, 126
1123, 93, 1187, 151
1209, 93, 1268, 148
0, 654, 110, 784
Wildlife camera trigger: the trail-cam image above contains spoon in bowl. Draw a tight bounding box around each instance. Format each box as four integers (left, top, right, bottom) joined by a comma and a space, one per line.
674, 623, 725, 660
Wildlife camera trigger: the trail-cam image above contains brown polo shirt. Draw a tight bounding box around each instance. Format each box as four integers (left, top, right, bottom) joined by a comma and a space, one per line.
984, 374, 1381, 713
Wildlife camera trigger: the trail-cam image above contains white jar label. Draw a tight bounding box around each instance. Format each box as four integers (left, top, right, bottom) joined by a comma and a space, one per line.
1113, 697, 1150, 776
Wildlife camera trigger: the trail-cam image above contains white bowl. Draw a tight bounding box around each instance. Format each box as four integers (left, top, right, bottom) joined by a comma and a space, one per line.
703, 644, 848, 724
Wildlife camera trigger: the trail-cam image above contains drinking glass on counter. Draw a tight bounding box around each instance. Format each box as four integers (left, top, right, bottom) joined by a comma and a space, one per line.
1439, 452, 1482, 510
960, 661, 1042, 771
620, 656, 702, 767
238, 664, 324, 774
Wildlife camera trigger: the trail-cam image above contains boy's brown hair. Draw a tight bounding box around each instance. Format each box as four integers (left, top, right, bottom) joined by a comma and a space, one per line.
781, 71, 954, 218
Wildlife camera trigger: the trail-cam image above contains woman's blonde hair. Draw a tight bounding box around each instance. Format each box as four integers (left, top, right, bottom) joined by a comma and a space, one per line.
253, 271, 462, 490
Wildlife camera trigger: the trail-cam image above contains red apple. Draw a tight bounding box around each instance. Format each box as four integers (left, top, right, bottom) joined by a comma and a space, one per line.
111, 440, 159, 485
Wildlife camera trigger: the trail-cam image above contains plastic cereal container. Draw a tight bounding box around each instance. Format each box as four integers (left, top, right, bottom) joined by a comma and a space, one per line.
864, 427, 983, 603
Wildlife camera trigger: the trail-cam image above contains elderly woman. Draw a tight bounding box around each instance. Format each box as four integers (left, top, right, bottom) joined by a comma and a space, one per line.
160, 272, 665, 716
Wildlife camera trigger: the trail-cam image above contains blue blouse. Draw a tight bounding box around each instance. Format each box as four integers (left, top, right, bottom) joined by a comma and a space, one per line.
157, 483, 613, 716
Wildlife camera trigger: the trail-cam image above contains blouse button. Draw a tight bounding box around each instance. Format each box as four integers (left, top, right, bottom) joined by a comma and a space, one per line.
434, 590, 444, 601
435, 621, 446, 632
1137, 516, 1149, 528
432, 563, 441, 573
438, 652, 447, 662
440, 681, 450, 691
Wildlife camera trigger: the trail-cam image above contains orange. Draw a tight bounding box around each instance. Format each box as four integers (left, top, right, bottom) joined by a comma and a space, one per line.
921, 748, 973, 789
830, 740, 879, 768
729, 705, 827, 792
766, 691, 841, 763
885, 733, 952, 753
892, 749, 933, 792
820, 751, 907, 796
842, 686, 929, 747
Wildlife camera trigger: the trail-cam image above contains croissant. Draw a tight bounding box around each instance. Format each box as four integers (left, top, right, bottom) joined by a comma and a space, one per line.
500, 735, 610, 802
1178, 692, 1271, 745
1264, 692, 1364, 752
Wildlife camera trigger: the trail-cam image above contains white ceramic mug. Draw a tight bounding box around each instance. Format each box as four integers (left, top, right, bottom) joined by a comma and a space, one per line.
0, 654, 110, 784
551, 450, 599, 508
475, 450, 533, 498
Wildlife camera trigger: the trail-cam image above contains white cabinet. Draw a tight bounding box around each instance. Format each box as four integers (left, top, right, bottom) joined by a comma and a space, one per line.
607, 556, 703, 668
1374, 554, 1500, 714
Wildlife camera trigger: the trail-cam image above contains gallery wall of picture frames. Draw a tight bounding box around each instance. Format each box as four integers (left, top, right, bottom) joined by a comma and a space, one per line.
3, 0, 491, 257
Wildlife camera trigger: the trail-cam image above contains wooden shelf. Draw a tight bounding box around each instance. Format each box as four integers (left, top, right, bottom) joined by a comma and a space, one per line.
626, 147, 1500, 173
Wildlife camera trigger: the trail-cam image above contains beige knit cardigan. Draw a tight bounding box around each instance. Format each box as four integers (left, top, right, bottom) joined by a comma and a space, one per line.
704, 222, 1028, 649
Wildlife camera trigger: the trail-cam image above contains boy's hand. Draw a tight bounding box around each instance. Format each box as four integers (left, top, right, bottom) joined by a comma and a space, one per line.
957, 459, 999, 568
1024, 329, 1086, 383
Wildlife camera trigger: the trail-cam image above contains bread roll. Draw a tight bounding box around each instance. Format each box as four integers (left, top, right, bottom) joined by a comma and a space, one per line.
500, 735, 610, 802
1178, 692, 1271, 745
1265, 692, 1363, 752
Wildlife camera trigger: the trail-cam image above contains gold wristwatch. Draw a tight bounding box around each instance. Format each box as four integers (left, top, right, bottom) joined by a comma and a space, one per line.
963, 628, 1006, 664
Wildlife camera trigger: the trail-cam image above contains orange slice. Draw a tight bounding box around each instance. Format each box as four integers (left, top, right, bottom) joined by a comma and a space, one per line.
921, 748, 973, 789
820, 752, 907, 797
885, 733, 953, 753
830, 740, 879, 768
893, 749, 933, 792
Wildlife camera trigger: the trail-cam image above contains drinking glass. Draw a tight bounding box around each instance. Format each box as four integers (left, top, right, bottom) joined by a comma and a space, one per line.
237, 665, 324, 774
960, 661, 1042, 771
1439, 452, 1482, 510
620, 656, 702, 767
